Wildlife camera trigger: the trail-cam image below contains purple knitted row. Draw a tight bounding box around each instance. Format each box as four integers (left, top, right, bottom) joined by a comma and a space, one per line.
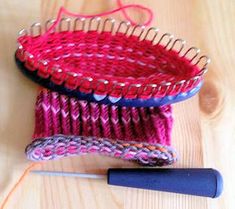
26, 134, 177, 166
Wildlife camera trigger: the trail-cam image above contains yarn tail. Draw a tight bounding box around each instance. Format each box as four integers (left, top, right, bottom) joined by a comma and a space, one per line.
0, 163, 41, 209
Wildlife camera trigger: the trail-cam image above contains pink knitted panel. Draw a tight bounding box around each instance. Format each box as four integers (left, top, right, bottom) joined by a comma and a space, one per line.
33, 89, 173, 146
26, 88, 177, 166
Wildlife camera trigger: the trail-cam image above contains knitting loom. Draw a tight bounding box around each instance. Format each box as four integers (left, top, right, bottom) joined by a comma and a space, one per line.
15, 16, 210, 107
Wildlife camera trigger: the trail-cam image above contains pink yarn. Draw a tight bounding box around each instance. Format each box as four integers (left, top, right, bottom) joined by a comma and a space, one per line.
51, 92, 61, 134
131, 107, 144, 140
116, 0, 153, 26
26, 88, 176, 166
33, 89, 173, 146
45, 1, 153, 35
111, 105, 123, 139
90, 103, 101, 137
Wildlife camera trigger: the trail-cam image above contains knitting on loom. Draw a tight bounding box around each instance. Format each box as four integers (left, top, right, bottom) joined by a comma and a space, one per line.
16, 30, 203, 99
26, 88, 177, 166
15, 57, 203, 107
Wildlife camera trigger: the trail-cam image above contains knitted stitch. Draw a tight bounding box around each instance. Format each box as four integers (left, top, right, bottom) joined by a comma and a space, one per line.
17, 31, 202, 97
16, 17, 210, 103
26, 89, 177, 166
15, 57, 204, 107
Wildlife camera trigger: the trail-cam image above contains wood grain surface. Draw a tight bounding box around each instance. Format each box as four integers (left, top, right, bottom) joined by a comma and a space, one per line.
0, 0, 234, 209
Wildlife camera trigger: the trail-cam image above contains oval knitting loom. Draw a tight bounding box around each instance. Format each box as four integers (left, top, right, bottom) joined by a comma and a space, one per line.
15, 11, 210, 107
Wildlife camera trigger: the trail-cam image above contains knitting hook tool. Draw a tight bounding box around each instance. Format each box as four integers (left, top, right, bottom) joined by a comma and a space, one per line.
32, 170, 106, 179
31, 168, 223, 198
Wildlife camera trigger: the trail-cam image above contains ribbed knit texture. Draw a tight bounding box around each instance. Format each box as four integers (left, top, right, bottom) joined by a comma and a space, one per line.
26, 89, 177, 166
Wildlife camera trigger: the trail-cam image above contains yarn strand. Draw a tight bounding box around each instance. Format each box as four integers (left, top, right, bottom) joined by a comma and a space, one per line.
116, 0, 153, 26
0, 163, 41, 209
44, 0, 154, 35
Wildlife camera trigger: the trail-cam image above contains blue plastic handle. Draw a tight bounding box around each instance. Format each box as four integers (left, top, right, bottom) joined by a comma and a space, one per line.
107, 168, 223, 198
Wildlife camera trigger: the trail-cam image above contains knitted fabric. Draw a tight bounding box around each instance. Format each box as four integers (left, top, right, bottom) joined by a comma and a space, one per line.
26, 89, 177, 166
15, 57, 203, 107
16, 27, 206, 101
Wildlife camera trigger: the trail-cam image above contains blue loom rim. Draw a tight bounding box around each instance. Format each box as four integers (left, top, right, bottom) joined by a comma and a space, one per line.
15, 55, 203, 107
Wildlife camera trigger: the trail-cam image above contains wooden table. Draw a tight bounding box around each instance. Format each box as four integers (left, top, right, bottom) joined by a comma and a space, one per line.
0, 0, 234, 209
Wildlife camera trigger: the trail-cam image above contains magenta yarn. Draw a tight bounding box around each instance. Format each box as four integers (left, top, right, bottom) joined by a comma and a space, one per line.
26, 89, 177, 166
